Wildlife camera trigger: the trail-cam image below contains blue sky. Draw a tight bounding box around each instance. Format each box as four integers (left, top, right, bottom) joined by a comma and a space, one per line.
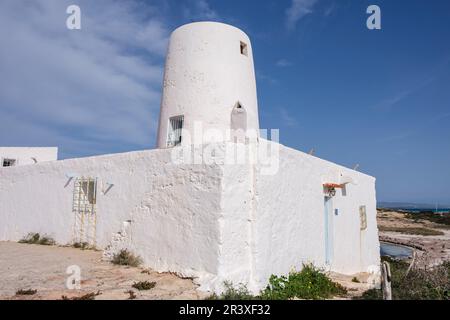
0, 0, 449, 204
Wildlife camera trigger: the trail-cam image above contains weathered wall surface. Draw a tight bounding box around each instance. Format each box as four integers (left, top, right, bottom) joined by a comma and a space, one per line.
0, 149, 223, 282
251, 142, 380, 289
0, 147, 58, 166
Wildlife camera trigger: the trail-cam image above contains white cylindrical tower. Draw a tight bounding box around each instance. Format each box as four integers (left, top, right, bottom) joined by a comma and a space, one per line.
156, 21, 260, 148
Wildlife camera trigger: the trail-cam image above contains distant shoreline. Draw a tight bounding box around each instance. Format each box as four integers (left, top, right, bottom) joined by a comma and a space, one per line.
378, 207, 450, 214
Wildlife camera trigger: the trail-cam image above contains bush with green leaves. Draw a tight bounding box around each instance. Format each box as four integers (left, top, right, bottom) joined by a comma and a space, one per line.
213, 281, 257, 300
260, 264, 347, 300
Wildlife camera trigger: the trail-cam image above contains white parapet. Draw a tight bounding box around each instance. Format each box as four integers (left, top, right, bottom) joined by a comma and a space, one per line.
0, 147, 58, 167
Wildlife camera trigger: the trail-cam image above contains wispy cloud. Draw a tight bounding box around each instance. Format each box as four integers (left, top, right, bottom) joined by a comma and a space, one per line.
285, 0, 319, 30
280, 108, 298, 127
371, 76, 435, 111
324, 2, 337, 17
0, 0, 170, 158
182, 0, 219, 21
276, 59, 293, 67
256, 70, 278, 85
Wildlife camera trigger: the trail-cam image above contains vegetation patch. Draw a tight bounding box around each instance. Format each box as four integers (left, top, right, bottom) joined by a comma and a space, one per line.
125, 290, 137, 299
72, 242, 92, 250
405, 211, 450, 227
61, 291, 102, 300
18, 233, 55, 245
207, 281, 257, 300
16, 289, 37, 296
111, 249, 142, 267
260, 264, 347, 300
351, 277, 360, 283
355, 257, 450, 300
132, 281, 156, 291
209, 264, 347, 300
378, 226, 444, 236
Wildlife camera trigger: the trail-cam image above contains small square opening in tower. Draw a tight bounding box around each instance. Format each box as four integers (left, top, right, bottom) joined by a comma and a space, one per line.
240, 41, 248, 56
2, 158, 16, 167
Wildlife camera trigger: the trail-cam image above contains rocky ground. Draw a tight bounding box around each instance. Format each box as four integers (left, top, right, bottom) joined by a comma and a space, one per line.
0, 242, 208, 300
377, 209, 450, 266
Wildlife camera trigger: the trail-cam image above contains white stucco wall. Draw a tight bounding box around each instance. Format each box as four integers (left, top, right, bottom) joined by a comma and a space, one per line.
0, 147, 58, 167
0, 142, 380, 293
0, 149, 224, 283
249, 142, 380, 290
156, 22, 259, 148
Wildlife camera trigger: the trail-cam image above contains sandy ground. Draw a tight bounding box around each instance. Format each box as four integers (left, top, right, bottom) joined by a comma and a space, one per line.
0, 242, 209, 300
0, 241, 372, 300
377, 210, 450, 266
2, 211, 446, 300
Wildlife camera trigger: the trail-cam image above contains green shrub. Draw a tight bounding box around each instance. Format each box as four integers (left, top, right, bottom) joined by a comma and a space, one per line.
111, 249, 142, 267
260, 264, 347, 300
132, 281, 156, 291
18, 233, 55, 245
221, 282, 256, 300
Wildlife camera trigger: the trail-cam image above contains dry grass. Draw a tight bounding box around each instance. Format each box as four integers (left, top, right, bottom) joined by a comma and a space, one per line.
378, 226, 444, 236
15, 289, 37, 296
18, 233, 55, 245
111, 249, 142, 267
132, 281, 156, 291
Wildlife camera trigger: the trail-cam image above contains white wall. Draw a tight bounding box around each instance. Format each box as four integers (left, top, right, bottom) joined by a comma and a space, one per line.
0, 142, 380, 294
157, 22, 259, 148
248, 142, 380, 290
0, 148, 224, 283
0, 147, 57, 167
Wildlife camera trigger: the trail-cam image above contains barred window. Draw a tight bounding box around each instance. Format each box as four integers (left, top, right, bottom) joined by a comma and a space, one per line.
167, 115, 184, 147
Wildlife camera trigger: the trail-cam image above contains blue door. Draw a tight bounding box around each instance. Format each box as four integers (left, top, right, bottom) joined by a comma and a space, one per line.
324, 196, 334, 265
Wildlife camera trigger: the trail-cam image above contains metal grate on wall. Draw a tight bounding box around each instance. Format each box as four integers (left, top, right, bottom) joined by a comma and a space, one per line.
167, 115, 184, 147
72, 177, 98, 246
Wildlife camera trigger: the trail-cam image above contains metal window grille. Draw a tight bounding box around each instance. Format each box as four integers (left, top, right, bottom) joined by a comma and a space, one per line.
72, 177, 98, 246
167, 115, 184, 147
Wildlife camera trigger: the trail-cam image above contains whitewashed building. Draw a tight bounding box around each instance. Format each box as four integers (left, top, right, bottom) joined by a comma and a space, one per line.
0, 22, 380, 294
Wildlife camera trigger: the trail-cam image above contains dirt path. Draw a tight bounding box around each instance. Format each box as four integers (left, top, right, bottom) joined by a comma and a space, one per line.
0, 242, 208, 300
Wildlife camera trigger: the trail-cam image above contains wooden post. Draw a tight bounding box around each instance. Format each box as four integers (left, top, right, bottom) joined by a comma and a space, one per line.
381, 261, 392, 300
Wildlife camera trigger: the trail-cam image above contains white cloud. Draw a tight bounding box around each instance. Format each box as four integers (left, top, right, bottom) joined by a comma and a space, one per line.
276, 59, 293, 67
0, 0, 170, 158
285, 0, 319, 30
280, 108, 298, 127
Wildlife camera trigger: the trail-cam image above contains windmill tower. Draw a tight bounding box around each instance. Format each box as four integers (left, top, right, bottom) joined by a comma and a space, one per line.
156, 22, 260, 148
